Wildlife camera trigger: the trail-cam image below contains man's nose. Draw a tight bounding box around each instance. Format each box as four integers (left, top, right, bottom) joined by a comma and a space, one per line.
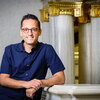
28, 29, 33, 35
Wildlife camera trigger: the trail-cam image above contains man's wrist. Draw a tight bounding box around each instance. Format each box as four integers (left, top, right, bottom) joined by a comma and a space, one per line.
21, 81, 28, 88
40, 79, 49, 87
40, 80, 44, 87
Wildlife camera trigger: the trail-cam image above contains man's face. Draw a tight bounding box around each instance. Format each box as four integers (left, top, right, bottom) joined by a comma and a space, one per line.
20, 19, 41, 46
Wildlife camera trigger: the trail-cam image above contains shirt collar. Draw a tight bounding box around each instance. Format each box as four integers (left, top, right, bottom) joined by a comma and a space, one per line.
17, 40, 40, 52
16, 40, 24, 52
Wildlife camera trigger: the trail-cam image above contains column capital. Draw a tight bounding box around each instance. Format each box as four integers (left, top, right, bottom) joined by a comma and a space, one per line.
40, 7, 49, 22
90, 3, 100, 17
48, 2, 83, 17
40, 1, 100, 23
40, 1, 83, 22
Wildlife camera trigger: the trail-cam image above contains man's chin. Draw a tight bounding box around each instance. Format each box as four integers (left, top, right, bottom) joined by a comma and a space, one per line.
24, 40, 38, 46
26, 42, 37, 46
27, 43, 35, 45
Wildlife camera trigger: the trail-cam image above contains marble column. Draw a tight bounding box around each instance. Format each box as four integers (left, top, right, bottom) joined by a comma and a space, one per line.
41, 22, 52, 79
40, 22, 50, 44
79, 17, 100, 84
91, 17, 100, 84
79, 23, 92, 83
49, 15, 74, 84
49, 16, 57, 50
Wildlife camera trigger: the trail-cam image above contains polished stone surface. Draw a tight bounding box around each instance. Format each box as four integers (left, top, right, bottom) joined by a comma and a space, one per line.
45, 84, 100, 100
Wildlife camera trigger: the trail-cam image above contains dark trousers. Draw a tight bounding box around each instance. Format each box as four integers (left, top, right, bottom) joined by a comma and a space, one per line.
0, 94, 32, 100
0, 94, 41, 100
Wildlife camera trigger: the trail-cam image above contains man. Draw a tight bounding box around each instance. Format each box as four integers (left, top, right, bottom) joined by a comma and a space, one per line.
0, 14, 65, 100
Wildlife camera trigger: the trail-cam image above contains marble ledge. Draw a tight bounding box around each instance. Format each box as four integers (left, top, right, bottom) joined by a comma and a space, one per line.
44, 84, 100, 96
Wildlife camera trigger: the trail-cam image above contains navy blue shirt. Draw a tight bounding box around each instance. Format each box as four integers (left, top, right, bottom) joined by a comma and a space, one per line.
0, 41, 65, 100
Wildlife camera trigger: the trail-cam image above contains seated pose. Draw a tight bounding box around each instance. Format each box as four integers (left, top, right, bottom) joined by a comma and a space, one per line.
0, 14, 65, 100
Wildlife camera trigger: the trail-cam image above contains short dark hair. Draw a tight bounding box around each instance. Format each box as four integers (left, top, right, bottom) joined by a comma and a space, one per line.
21, 14, 41, 29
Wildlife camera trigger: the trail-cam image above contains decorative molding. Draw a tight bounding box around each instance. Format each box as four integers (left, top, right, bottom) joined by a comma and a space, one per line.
78, 16, 90, 23
40, 7, 49, 22
90, 3, 100, 17
40, 1, 83, 22
48, 2, 82, 16
78, 3, 90, 23
40, 1, 100, 23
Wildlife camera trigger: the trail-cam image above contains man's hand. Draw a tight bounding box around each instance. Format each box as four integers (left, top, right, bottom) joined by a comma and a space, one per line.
24, 79, 42, 89
25, 79, 42, 99
26, 88, 35, 99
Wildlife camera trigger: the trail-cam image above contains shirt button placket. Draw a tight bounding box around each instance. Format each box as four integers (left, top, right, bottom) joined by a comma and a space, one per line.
25, 64, 30, 77
28, 54, 30, 57
27, 64, 29, 67
25, 73, 28, 76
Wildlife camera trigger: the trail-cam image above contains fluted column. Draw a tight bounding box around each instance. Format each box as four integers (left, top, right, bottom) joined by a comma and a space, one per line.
49, 16, 56, 50
49, 15, 74, 84
79, 18, 100, 84
41, 22, 50, 44
91, 17, 100, 84
40, 22, 53, 80
79, 23, 92, 83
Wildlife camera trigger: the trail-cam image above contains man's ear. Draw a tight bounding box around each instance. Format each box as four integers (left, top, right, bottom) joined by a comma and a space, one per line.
39, 29, 42, 36
20, 30, 22, 37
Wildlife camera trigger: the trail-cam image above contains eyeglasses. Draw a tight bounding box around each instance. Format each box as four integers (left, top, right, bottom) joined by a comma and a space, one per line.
21, 27, 39, 34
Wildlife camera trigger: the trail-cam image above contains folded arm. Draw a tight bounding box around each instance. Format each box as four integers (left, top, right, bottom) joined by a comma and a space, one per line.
0, 70, 65, 99
26, 70, 65, 98
0, 73, 42, 89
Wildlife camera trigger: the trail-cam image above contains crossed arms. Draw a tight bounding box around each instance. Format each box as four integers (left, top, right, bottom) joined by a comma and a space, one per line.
0, 70, 65, 99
